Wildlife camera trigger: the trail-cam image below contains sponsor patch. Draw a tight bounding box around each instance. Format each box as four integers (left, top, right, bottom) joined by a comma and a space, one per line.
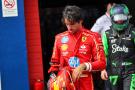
61, 44, 68, 51
62, 51, 69, 56
79, 44, 88, 54
61, 36, 69, 43
112, 44, 128, 53
68, 56, 80, 68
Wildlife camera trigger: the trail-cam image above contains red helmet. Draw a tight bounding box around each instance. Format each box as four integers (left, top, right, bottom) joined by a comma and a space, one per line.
47, 68, 76, 90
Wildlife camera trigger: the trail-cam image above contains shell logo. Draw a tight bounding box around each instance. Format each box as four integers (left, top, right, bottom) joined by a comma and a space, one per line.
61, 44, 68, 51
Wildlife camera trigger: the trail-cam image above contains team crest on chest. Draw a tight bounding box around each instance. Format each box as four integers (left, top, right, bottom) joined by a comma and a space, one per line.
82, 36, 87, 42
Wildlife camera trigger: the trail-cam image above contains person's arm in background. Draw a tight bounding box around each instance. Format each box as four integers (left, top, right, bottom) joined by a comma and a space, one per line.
91, 17, 103, 33
101, 32, 109, 80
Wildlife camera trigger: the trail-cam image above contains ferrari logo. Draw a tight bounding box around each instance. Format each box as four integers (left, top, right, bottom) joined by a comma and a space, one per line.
82, 36, 87, 42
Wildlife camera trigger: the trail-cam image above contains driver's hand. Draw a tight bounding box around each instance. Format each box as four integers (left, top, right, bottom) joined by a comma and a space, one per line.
72, 63, 86, 82
101, 69, 108, 80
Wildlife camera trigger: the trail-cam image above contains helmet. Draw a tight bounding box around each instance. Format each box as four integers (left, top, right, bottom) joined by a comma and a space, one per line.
47, 68, 76, 90
110, 4, 130, 31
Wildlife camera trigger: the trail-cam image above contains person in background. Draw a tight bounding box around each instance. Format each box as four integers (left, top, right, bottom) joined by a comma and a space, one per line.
91, 2, 115, 37
48, 5, 106, 90
91, 2, 115, 90
101, 4, 135, 90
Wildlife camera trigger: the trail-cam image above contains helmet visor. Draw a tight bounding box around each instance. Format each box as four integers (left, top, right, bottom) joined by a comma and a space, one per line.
113, 14, 128, 24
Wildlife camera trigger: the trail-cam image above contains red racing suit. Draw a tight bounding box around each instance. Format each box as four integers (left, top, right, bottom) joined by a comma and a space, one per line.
48, 27, 106, 90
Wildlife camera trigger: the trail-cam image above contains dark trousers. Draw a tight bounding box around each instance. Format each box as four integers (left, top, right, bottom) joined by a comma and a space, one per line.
104, 79, 111, 90
93, 71, 105, 90
109, 74, 135, 90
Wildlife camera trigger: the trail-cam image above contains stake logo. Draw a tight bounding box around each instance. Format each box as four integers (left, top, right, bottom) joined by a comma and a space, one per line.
112, 44, 128, 53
